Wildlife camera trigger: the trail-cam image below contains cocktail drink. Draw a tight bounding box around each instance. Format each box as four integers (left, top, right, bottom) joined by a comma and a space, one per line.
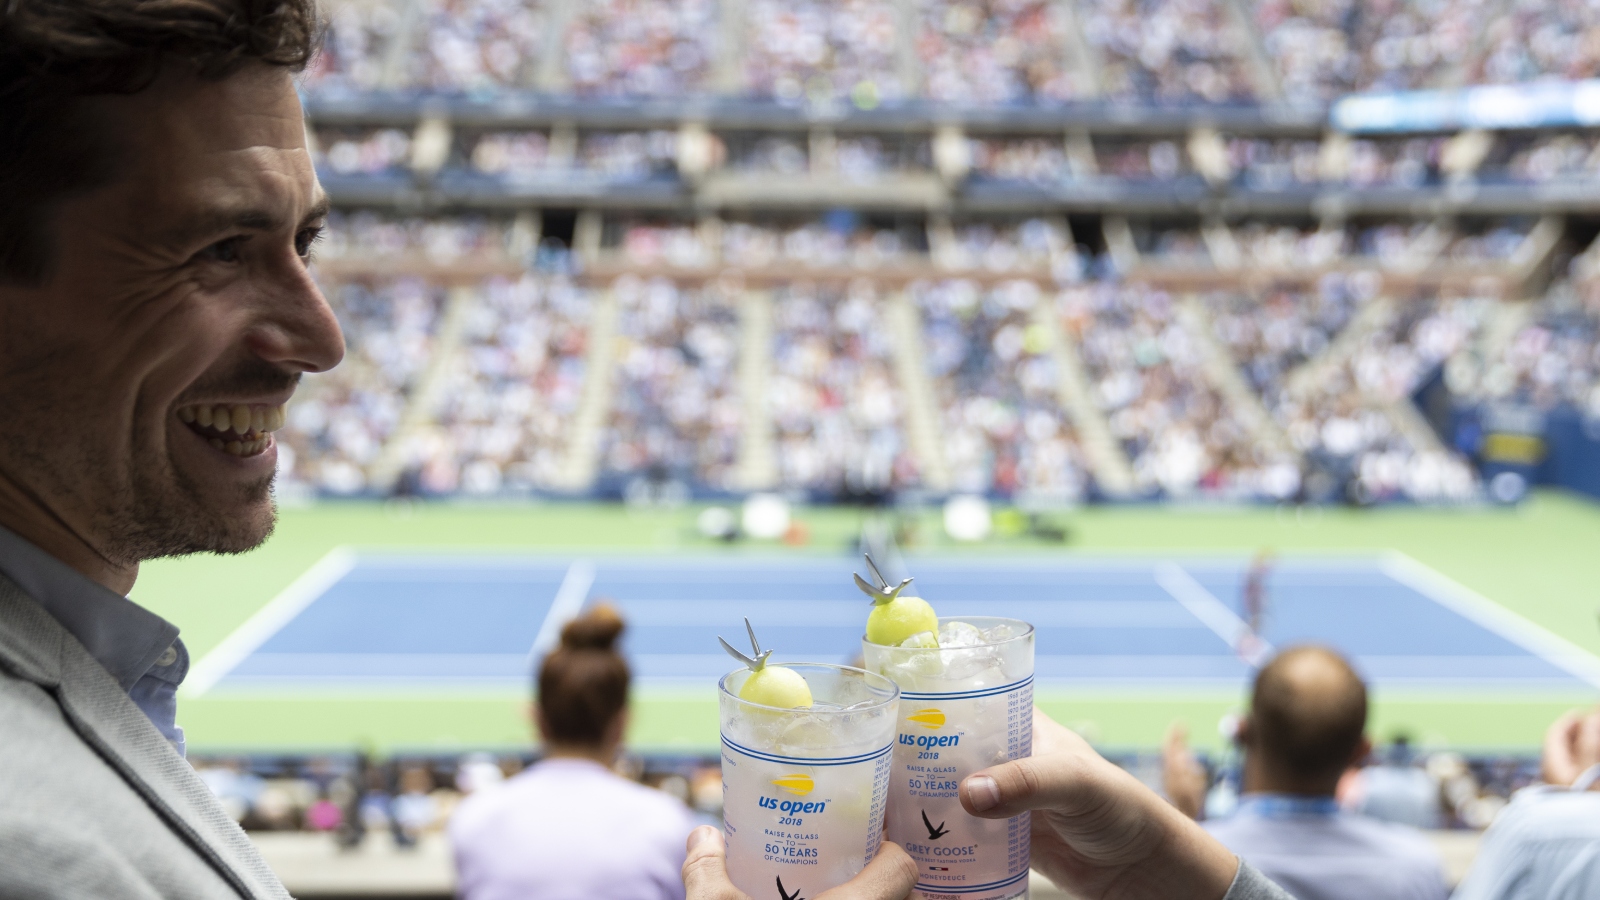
719, 622, 899, 900
856, 560, 1036, 900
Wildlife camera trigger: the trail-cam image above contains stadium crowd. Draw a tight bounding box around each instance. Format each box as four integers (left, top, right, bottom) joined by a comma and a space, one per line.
601, 277, 743, 490
277, 276, 444, 496
918, 278, 1088, 500
770, 281, 914, 495
402, 272, 590, 495
1064, 281, 1299, 499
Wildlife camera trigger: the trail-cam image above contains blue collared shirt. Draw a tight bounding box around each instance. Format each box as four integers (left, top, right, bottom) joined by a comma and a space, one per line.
1205, 792, 1449, 900
1452, 767, 1600, 900
0, 525, 187, 756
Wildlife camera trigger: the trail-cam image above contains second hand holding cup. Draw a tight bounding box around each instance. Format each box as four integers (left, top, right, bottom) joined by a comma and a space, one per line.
718, 618, 900, 900
856, 556, 1036, 900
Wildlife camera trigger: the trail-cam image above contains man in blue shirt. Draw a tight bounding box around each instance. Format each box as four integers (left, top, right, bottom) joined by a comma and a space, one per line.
1165, 645, 1449, 900
1451, 708, 1600, 900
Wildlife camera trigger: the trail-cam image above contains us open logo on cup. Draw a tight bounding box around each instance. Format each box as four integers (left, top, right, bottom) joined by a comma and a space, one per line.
771, 774, 815, 796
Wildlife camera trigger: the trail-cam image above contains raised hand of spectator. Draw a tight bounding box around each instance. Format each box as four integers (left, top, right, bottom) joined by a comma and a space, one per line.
1542, 708, 1600, 787
1162, 721, 1208, 820
959, 709, 1239, 900
682, 826, 917, 900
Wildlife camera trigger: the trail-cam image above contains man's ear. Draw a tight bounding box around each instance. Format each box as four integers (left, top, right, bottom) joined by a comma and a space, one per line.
1235, 715, 1253, 748
1349, 734, 1373, 769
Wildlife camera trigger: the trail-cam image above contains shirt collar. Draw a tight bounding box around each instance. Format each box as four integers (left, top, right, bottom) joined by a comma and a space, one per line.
0, 524, 178, 692
1236, 793, 1341, 819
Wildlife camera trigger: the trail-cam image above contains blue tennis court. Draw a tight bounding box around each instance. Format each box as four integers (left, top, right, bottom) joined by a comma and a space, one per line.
187, 552, 1600, 695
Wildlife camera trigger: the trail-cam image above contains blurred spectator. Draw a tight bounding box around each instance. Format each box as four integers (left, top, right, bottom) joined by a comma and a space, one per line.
1083, 0, 1256, 104
315, 211, 515, 262
917, 278, 1088, 501
918, 0, 1082, 104
1164, 646, 1449, 900
770, 281, 915, 496
1251, 0, 1355, 104
313, 127, 412, 176
565, 0, 716, 97
1228, 138, 1323, 190
1344, 737, 1444, 830
1452, 708, 1600, 900
721, 218, 915, 269
450, 605, 695, 900
601, 278, 742, 490
1485, 132, 1600, 184
461, 130, 677, 180
1235, 224, 1349, 270
942, 218, 1071, 272
720, 132, 811, 173
300, 0, 410, 94
1455, 276, 1600, 413
417, 0, 542, 91
1475, 0, 1600, 86
1346, 137, 1448, 189
610, 219, 712, 268
1131, 222, 1211, 267
1440, 220, 1534, 266
1095, 138, 1194, 180
743, 0, 905, 105
967, 137, 1075, 183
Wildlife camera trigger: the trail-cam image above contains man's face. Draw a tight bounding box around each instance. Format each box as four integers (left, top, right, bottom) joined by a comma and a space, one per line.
0, 64, 343, 567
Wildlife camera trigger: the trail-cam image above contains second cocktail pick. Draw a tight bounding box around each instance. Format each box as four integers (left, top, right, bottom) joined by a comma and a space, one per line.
855, 554, 939, 647
853, 553, 914, 605
719, 617, 812, 708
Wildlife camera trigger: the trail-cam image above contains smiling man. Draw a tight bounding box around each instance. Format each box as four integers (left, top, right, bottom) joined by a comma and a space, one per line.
0, 1, 337, 896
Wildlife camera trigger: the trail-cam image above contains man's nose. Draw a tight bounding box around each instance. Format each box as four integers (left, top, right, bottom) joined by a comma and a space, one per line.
246, 260, 345, 374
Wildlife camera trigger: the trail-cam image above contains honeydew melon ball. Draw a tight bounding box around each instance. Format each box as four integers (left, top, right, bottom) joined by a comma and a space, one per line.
738, 665, 813, 709
866, 595, 939, 647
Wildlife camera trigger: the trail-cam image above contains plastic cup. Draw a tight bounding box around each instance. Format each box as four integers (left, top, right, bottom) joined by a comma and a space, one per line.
862, 617, 1036, 900
720, 663, 900, 899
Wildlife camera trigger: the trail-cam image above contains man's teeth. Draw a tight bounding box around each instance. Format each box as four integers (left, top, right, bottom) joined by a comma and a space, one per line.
208, 436, 272, 456
177, 403, 287, 436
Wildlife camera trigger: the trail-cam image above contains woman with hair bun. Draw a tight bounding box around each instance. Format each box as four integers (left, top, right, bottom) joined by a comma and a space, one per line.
450, 604, 695, 900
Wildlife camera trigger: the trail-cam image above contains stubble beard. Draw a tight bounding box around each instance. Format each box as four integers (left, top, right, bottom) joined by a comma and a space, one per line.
106, 441, 279, 563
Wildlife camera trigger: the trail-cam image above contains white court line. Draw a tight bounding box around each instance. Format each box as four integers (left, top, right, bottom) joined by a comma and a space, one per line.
1154, 562, 1274, 666
527, 559, 596, 666
183, 547, 358, 697
1381, 551, 1600, 690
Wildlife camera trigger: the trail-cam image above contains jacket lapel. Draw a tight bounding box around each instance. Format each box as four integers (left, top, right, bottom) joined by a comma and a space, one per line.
0, 575, 285, 900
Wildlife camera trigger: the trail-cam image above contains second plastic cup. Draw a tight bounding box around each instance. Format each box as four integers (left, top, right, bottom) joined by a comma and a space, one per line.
863, 617, 1036, 900
720, 663, 900, 900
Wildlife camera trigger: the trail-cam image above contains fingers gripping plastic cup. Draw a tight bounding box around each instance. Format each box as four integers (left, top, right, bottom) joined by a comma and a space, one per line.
862, 617, 1035, 900
720, 664, 900, 900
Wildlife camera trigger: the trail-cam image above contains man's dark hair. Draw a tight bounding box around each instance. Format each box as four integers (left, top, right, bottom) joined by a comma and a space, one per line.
0, 0, 320, 284
1250, 644, 1368, 782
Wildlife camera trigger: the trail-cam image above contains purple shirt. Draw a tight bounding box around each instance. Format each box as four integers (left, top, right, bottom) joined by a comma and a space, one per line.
450, 758, 696, 900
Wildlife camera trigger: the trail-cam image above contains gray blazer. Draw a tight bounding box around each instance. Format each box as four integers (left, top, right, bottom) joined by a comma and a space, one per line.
0, 573, 290, 899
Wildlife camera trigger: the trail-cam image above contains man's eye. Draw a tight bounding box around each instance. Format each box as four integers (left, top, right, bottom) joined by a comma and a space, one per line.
199, 237, 246, 264
295, 227, 324, 260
